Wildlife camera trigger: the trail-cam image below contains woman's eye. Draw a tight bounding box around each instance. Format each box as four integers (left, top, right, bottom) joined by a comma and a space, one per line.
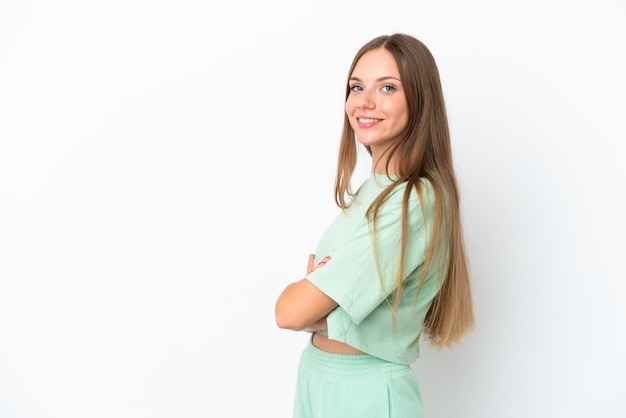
349, 85, 364, 93
381, 84, 396, 93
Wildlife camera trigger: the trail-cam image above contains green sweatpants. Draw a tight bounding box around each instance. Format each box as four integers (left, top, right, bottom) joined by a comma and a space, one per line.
293, 339, 424, 418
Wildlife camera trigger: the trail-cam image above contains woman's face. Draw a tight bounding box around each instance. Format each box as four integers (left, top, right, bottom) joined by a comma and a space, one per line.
345, 48, 409, 161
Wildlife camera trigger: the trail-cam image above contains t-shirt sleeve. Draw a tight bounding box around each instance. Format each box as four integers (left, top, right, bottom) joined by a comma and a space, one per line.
307, 186, 433, 325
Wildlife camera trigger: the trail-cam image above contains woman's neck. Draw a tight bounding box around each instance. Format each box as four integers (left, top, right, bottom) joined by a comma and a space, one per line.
371, 155, 398, 176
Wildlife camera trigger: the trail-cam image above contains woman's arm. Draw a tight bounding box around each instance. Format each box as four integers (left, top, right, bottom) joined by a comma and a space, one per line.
274, 255, 337, 331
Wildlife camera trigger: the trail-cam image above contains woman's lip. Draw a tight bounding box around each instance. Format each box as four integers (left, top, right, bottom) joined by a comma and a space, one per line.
356, 117, 382, 127
357, 117, 382, 123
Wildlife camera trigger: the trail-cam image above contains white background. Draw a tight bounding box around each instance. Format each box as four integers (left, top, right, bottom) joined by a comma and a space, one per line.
1, 1, 625, 417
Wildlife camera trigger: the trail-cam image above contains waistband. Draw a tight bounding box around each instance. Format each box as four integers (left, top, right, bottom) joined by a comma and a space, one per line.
300, 337, 408, 377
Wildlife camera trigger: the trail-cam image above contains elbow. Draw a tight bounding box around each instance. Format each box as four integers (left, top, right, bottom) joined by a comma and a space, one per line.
275, 314, 294, 330
275, 303, 305, 331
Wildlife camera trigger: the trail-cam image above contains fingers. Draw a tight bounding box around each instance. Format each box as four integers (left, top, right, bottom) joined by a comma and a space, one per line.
316, 256, 331, 268
306, 255, 331, 276
302, 316, 328, 333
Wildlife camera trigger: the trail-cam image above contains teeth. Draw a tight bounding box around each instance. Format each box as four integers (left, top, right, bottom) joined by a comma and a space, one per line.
358, 118, 380, 123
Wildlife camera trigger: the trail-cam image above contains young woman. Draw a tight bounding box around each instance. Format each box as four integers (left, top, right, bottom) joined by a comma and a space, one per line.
275, 33, 475, 418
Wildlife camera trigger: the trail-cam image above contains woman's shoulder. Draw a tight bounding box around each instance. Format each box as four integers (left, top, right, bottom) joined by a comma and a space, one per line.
386, 176, 435, 203
358, 173, 436, 209
368, 176, 433, 221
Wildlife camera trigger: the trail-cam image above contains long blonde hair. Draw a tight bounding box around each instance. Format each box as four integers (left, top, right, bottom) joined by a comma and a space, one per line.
335, 34, 475, 348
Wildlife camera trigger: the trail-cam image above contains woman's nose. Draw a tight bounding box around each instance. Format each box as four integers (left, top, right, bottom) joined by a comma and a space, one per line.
357, 90, 375, 109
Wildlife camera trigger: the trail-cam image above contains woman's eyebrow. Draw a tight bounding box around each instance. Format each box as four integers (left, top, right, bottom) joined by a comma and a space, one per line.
349, 76, 402, 82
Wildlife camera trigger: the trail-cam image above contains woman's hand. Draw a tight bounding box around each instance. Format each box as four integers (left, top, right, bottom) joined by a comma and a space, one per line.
275, 254, 335, 331
306, 254, 331, 276
303, 316, 328, 333
301, 254, 330, 332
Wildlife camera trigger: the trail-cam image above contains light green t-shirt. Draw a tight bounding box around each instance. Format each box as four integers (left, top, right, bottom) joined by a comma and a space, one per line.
307, 172, 442, 365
